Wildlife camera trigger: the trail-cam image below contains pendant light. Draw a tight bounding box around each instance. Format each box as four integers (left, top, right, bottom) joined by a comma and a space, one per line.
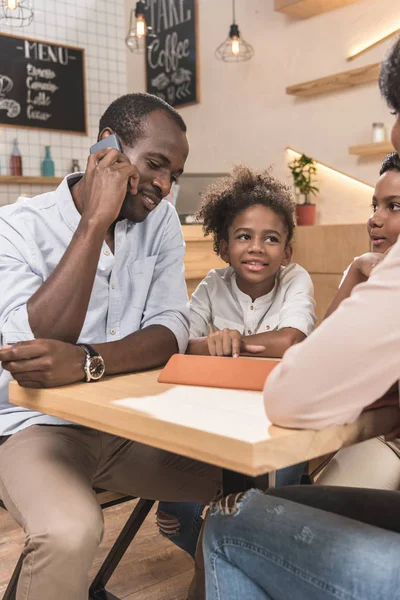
125, 1, 156, 54
215, 0, 254, 63
0, 0, 34, 27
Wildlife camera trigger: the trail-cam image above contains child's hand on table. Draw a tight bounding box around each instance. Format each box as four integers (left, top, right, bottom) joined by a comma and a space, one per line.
207, 329, 265, 358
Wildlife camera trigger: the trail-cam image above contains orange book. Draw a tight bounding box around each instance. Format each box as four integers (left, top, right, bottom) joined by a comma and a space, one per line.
158, 354, 280, 391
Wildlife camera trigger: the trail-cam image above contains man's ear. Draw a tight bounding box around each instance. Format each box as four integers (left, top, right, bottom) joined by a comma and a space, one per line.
98, 127, 113, 142
281, 243, 293, 266
219, 239, 230, 264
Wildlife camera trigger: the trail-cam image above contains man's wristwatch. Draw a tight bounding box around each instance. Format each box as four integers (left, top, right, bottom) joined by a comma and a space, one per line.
78, 344, 105, 382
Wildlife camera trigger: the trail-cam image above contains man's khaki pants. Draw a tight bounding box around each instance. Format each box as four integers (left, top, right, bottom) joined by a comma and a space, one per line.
0, 424, 221, 600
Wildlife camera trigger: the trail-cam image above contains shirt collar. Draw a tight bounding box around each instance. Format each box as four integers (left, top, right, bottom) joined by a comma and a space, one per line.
56, 173, 133, 236
231, 269, 279, 306
56, 173, 84, 232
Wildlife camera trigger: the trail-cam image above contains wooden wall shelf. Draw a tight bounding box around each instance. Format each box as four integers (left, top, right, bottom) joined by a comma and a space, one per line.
286, 62, 380, 97
348, 141, 394, 157
274, 0, 362, 19
0, 176, 63, 185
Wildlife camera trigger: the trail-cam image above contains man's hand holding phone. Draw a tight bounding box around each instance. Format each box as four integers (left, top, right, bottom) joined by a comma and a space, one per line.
80, 135, 139, 231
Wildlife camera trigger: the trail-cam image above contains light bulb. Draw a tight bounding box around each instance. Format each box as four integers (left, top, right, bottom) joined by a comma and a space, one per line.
136, 14, 146, 38
231, 37, 240, 56
6, 0, 18, 10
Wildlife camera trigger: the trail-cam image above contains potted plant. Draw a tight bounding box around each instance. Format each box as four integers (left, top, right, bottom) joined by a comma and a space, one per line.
288, 154, 319, 226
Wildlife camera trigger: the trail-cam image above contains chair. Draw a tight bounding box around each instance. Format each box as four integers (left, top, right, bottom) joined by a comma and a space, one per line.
0, 490, 155, 600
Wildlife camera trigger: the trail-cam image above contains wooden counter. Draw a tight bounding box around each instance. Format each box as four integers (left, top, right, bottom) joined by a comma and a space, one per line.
292, 224, 370, 321
182, 225, 225, 295
183, 224, 370, 321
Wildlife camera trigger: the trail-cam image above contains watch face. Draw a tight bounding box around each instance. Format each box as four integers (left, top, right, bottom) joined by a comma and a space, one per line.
89, 356, 105, 380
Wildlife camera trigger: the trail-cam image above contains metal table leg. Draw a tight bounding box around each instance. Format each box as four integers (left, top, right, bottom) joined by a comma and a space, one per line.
222, 469, 276, 494
89, 498, 155, 600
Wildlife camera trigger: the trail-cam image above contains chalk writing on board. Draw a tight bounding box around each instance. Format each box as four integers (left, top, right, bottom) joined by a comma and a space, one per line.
145, 0, 198, 109
0, 74, 21, 118
0, 33, 86, 134
25, 63, 59, 121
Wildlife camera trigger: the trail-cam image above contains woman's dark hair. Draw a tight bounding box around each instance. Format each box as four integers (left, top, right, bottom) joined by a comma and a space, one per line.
380, 151, 400, 176
98, 93, 186, 148
198, 164, 295, 255
379, 37, 400, 114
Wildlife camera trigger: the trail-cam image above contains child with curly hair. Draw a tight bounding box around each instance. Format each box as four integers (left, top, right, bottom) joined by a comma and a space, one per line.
187, 164, 316, 357
156, 167, 317, 597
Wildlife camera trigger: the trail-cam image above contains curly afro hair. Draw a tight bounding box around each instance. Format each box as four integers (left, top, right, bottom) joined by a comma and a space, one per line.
197, 164, 295, 255
380, 151, 400, 175
379, 37, 400, 113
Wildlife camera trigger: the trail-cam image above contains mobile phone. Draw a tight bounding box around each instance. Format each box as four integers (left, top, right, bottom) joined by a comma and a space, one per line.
90, 133, 121, 154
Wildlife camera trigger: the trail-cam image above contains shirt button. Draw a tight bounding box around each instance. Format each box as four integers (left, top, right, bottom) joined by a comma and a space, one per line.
248, 330, 252, 334
104, 249, 110, 256
111, 284, 115, 289
250, 305, 254, 310
265, 325, 270, 331
110, 328, 116, 335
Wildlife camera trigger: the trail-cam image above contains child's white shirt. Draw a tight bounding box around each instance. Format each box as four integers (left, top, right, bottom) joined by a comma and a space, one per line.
190, 264, 316, 339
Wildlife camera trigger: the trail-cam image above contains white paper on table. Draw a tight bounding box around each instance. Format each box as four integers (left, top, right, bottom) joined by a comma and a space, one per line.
114, 385, 271, 443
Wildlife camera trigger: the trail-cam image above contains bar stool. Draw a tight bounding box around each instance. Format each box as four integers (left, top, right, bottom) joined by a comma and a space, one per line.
0, 491, 155, 600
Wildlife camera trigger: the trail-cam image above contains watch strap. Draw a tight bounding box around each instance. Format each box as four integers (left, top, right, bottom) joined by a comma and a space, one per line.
77, 343, 99, 358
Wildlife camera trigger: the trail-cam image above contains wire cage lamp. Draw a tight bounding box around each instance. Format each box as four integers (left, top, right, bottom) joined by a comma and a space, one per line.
215, 0, 254, 63
0, 0, 34, 27
125, 1, 156, 54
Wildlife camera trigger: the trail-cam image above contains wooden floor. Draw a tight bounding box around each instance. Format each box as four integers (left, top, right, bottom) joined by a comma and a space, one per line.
0, 500, 194, 600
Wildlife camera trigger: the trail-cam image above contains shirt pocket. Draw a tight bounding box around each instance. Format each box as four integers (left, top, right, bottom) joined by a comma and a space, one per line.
258, 313, 280, 333
127, 255, 157, 311
213, 315, 244, 334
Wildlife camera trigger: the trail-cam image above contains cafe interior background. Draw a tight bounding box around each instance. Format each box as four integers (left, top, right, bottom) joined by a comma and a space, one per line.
0, 0, 398, 224
0, 1, 400, 597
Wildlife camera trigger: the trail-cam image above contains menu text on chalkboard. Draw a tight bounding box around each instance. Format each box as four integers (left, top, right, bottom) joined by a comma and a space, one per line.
145, 0, 198, 109
0, 33, 86, 134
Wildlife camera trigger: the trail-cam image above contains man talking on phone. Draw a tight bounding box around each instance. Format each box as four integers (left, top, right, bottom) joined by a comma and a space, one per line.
0, 93, 220, 600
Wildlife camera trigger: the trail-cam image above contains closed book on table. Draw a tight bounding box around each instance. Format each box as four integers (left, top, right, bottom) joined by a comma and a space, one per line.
158, 354, 279, 391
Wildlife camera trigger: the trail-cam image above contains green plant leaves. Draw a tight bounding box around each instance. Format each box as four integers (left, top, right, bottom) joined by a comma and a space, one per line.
288, 154, 319, 204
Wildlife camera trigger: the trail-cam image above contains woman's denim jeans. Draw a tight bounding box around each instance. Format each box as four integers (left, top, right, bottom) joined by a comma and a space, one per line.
203, 486, 400, 599
157, 461, 306, 558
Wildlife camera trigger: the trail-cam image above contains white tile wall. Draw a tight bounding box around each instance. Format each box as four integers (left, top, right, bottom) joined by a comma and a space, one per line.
0, 0, 127, 205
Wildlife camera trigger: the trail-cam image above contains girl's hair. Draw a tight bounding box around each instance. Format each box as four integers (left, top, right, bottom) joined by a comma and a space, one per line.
197, 164, 295, 255
380, 152, 400, 175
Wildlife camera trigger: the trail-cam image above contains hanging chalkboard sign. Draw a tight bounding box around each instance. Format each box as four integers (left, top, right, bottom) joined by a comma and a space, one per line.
0, 33, 86, 134
145, 0, 199, 109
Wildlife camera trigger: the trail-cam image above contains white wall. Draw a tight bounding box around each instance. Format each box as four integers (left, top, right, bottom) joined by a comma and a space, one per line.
126, 0, 400, 224
0, 0, 127, 206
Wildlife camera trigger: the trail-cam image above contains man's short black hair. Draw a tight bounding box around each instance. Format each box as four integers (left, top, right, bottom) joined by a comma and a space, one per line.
198, 164, 295, 255
379, 37, 400, 113
380, 152, 400, 176
98, 93, 186, 147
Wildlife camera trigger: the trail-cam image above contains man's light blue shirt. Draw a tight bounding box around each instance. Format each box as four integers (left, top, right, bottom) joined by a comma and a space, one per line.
0, 174, 190, 435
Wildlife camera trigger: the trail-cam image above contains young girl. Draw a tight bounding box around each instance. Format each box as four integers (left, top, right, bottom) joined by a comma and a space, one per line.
157, 165, 317, 584
188, 163, 316, 357
318, 151, 400, 489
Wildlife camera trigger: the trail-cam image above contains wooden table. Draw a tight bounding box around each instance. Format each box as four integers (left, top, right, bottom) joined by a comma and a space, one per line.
9, 369, 399, 478
8, 370, 399, 599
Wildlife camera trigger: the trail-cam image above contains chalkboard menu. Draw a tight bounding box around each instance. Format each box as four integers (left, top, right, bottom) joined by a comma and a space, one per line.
0, 33, 86, 134
145, 0, 198, 109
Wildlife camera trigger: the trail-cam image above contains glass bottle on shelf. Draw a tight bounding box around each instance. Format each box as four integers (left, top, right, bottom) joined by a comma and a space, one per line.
372, 122, 385, 143
10, 139, 22, 176
71, 158, 81, 172
41, 146, 55, 177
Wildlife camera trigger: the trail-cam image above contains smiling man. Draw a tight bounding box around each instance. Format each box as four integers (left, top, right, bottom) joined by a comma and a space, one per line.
0, 93, 221, 600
